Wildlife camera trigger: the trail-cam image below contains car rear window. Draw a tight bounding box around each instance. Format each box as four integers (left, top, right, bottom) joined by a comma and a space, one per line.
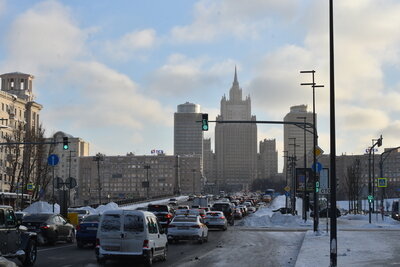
173, 217, 197, 222
82, 215, 100, 222
206, 212, 221, 216
147, 205, 168, 212
101, 214, 121, 232
22, 214, 51, 222
124, 214, 144, 232
212, 204, 231, 212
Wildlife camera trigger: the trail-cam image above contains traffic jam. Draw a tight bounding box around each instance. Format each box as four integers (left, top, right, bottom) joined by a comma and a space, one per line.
1, 192, 271, 266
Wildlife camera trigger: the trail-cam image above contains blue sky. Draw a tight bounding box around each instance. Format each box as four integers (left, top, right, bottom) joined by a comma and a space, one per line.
1, 0, 400, 171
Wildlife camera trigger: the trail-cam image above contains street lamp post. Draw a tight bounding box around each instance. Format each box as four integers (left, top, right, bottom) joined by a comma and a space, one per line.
289, 137, 298, 215
368, 135, 383, 223
93, 153, 104, 205
297, 116, 307, 222
300, 70, 324, 232
144, 165, 151, 199
283, 151, 289, 209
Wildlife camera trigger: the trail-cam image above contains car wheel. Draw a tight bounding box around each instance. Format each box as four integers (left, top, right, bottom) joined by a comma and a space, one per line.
67, 230, 75, 243
22, 239, 37, 266
162, 245, 168, 261
144, 250, 153, 267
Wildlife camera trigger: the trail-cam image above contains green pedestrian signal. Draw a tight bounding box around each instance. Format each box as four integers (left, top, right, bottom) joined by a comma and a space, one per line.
367, 195, 374, 203
315, 181, 320, 192
201, 113, 208, 131
63, 137, 69, 150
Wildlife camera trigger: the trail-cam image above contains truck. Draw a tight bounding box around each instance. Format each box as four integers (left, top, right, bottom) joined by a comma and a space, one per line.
192, 197, 209, 208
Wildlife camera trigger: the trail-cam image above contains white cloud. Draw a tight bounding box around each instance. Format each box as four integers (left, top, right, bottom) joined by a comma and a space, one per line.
147, 54, 234, 95
103, 29, 157, 60
3, 0, 87, 74
170, 0, 299, 43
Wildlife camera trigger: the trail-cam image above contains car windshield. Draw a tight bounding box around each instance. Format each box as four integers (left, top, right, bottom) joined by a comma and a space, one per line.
173, 216, 197, 222
147, 205, 168, 212
22, 214, 52, 222
82, 215, 100, 222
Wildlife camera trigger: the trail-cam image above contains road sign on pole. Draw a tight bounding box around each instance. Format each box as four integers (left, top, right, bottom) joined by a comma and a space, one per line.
377, 178, 387, 188
48, 154, 59, 166
312, 162, 323, 172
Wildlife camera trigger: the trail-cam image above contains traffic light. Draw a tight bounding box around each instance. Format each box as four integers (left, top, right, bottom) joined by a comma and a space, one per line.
377, 136, 383, 147
315, 181, 320, 193
201, 113, 208, 131
63, 137, 69, 150
368, 195, 374, 203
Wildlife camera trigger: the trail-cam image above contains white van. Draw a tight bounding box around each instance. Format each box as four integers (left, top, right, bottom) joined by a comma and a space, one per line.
95, 210, 168, 266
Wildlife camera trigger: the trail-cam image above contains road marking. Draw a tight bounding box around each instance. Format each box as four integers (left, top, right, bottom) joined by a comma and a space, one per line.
38, 244, 75, 252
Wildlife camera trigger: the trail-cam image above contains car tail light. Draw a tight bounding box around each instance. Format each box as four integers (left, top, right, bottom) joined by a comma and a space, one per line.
220, 216, 225, 219
143, 240, 149, 249
191, 225, 201, 228
96, 238, 100, 247
40, 225, 50, 230
168, 224, 176, 228
76, 225, 81, 231
165, 214, 173, 219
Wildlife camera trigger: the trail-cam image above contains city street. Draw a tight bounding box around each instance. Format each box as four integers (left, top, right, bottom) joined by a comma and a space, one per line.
7, 225, 305, 267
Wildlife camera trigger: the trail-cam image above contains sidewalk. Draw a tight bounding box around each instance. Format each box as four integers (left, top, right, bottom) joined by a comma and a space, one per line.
295, 216, 400, 267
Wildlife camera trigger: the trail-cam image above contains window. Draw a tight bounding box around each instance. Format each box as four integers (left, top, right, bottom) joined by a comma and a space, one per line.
5, 209, 16, 227
124, 214, 144, 232
101, 214, 121, 232
147, 217, 158, 234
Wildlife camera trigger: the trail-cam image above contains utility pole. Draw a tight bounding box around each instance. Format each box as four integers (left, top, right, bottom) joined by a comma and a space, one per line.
298, 116, 307, 222
289, 137, 298, 215
93, 153, 104, 205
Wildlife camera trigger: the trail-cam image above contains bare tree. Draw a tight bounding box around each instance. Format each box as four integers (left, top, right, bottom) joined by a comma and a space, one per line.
344, 158, 363, 214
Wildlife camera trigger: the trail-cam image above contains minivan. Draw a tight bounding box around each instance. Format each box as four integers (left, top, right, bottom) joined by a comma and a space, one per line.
95, 210, 168, 266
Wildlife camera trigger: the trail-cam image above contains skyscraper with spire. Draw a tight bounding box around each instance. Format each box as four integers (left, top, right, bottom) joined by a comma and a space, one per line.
215, 68, 257, 192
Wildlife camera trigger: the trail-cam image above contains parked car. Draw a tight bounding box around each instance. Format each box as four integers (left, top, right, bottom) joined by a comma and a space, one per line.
168, 198, 178, 206
0, 205, 37, 266
21, 213, 75, 245
272, 207, 293, 214
247, 206, 257, 213
147, 204, 174, 228
211, 202, 235, 225
76, 214, 101, 248
167, 215, 208, 244
204, 211, 228, 230
15, 211, 30, 222
95, 210, 167, 266
188, 195, 195, 201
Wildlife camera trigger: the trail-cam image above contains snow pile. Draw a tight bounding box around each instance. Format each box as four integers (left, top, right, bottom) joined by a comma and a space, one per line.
95, 202, 119, 213
23, 201, 60, 214
238, 195, 310, 228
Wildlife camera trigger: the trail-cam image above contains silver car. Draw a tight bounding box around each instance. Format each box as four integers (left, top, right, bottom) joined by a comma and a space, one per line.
204, 211, 228, 231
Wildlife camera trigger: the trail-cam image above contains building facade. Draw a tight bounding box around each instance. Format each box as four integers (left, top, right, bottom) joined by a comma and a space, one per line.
257, 139, 278, 179
283, 105, 315, 173
77, 154, 201, 206
174, 102, 203, 158
0, 72, 42, 193
215, 69, 257, 192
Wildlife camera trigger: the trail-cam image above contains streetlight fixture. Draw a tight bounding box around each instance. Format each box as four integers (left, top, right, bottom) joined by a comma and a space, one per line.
300, 70, 324, 232
368, 135, 383, 223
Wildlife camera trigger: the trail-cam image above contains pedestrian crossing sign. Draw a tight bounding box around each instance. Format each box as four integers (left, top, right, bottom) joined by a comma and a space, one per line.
377, 178, 387, 188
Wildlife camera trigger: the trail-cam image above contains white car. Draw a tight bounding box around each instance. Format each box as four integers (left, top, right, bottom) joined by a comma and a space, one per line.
96, 210, 167, 266
168, 198, 178, 206
167, 215, 208, 244
204, 211, 228, 231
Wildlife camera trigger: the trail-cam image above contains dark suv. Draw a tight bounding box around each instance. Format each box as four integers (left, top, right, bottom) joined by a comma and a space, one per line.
147, 204, 174, 227
0, 205, 37, 266
211, 202, 235, 225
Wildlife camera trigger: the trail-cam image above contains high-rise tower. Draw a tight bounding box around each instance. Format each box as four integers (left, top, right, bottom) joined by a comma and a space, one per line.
215, 68, 257, 192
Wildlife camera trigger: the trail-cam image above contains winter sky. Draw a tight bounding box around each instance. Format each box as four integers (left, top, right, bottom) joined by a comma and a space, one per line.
1, 0, 400, 171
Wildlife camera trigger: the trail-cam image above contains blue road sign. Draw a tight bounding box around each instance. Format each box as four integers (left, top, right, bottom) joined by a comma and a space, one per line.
47, 154, 59, 166
285, 191, 290, 197
312, 162, 323, 172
